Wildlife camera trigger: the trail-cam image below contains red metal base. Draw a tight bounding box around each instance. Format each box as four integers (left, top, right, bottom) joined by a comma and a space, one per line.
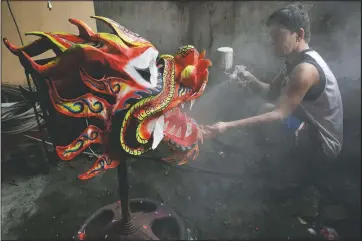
74, 198, 186, 240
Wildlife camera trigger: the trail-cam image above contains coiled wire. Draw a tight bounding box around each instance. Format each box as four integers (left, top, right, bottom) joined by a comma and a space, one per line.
1, 84, 44, 135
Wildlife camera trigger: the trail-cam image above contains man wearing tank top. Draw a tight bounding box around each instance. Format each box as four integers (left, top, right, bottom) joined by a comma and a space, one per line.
203, 4, 344, 226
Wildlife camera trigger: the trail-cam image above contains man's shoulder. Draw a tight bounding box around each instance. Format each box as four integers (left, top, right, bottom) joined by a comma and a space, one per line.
289, 63, 320, 86
294, 62, 319, 73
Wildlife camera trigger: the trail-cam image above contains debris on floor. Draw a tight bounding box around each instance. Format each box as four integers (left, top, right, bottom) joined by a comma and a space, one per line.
320, 226, 339, 240
307, 227, 317, 235
296, 216, 308, 225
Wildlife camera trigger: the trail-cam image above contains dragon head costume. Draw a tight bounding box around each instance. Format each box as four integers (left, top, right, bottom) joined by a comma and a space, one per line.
3, 16, 212, 180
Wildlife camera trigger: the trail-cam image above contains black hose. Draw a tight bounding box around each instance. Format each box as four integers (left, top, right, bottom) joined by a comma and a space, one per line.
6, 0, 24, 45
6, 0, 53, 164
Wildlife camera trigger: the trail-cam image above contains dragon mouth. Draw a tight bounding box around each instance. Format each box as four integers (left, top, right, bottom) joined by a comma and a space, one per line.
162, 105, 201, 150
150, 101, 202, 151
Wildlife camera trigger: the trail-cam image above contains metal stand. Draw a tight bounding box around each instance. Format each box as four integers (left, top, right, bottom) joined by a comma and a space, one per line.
115, 160, 138, 234
75, 160, 187, 240
23, 72, 57, 168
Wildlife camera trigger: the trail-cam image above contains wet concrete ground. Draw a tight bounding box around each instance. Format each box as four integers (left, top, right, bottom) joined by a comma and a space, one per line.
1, 124, 360, 240
1, 77, 360, 241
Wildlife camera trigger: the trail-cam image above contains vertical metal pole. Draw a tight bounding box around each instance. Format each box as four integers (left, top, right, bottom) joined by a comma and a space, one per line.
117, 160, 131, 222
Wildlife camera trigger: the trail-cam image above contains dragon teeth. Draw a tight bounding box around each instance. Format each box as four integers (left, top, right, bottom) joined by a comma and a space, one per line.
198, 127, 204, 144
176, 127, 182, 138
164, 121, 169, 130
181, 103, 185, 108
185, 123, 192, 137
190, 99, 195, 110
168, 125, 176, 135
152, 115, 164, 150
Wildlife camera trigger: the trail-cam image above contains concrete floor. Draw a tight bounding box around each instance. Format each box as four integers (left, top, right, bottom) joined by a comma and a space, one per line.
1, 124, 360, 240
1, 82, 361, 240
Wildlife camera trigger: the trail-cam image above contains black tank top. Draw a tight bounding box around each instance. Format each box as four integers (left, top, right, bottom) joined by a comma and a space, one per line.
284, 48, 326, 101
267, 49, 327, 127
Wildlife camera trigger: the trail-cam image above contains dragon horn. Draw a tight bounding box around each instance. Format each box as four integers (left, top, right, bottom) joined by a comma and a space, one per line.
3, 38, 20, 55
198, 59, 212, 70
90, 16, 152, 47
90, 16, 119, 35
4, 36, 60, 57
25, 32, 68, 53
68, 18, 94, 40
19, 51, 47, 75
199, 50, 206, 60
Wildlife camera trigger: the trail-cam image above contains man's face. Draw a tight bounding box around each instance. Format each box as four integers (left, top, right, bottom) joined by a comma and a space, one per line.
268, 23, 298, 57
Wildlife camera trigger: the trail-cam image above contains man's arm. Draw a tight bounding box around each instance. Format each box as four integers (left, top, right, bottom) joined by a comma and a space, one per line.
228, 63, 319, 128
266, 68, 286, 101
242, 68, 284, 99
245, 74, 270, 98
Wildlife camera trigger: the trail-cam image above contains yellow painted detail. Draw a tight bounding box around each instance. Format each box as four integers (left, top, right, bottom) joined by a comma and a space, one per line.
58, 102, 82, 112
159, 54, 174, 59
98, 33, 128, 48
181, 65, 195, 80
25, 31, 67, 52
120, 57, 176, 155
65, 141, 82, 155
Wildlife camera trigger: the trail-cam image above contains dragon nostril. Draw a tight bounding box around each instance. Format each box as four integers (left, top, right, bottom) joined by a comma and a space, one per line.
134, 66, 151, 83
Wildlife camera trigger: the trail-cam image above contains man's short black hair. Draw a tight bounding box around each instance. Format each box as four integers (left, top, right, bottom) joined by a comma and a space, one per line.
267, 4, 311, 43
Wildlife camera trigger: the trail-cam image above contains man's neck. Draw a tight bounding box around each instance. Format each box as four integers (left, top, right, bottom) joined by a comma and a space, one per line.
286, 42, 310, 64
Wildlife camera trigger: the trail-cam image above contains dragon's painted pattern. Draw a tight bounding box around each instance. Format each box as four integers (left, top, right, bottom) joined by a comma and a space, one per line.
120, 56, 176, 156
56, 125, 103, 161
3, 16, 212, 180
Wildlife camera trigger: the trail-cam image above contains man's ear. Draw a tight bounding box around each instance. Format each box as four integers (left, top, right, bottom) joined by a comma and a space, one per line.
297, 28, 305, 42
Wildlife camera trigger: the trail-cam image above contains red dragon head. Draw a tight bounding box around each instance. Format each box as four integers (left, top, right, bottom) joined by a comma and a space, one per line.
3, 16, 212, 179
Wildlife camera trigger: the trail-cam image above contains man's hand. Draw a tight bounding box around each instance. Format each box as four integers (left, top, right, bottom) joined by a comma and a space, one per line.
230, 65, 254, 88
202, 121, 230, 139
